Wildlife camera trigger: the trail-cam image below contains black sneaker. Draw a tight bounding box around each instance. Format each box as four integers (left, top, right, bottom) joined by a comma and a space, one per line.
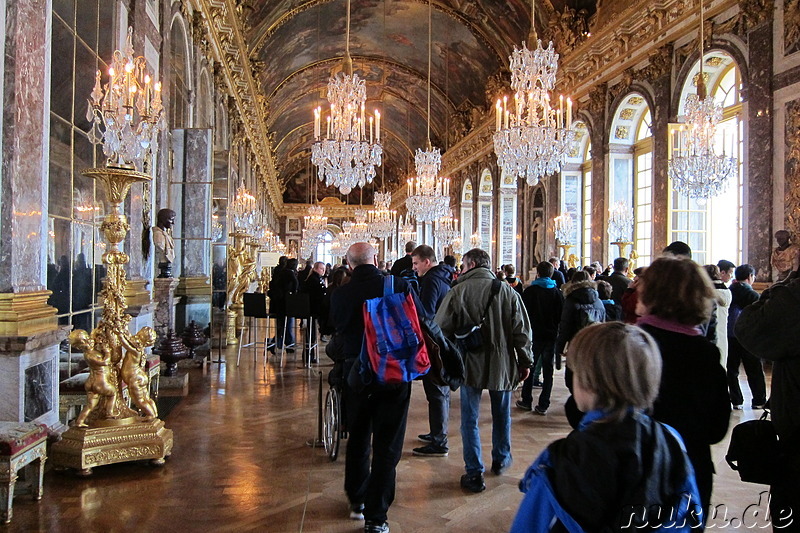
460, 472, 485, 493
533, 406, 547, 416
417, 433, 433, 443
364, 521, 389, 533
515, 400, 532, 411
532, 380, 543, 388
412, 444, 448, 457
491, 459, 512, 476
349, 503, 365, 520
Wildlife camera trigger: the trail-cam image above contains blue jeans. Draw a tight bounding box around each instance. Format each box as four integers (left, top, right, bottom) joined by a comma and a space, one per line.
460, 385, 512, 475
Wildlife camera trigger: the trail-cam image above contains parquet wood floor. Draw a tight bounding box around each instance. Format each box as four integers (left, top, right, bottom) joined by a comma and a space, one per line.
8, 346, 773, 532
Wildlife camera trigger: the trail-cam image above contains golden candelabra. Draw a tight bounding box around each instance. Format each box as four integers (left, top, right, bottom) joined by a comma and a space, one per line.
51, 167, 173, 474
611, 240, 633, 259
557, 241, 573, 262
611, 240, 638, 278
226, 232, 258, 345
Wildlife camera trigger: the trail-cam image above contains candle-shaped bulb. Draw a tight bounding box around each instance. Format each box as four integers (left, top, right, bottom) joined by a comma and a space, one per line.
144, 74, 151, 84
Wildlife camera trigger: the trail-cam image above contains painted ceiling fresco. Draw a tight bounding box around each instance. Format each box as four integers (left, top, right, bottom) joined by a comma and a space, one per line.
241, 0, 599, 202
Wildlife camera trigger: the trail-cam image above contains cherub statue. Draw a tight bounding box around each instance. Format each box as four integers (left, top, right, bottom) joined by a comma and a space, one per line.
70, 329, 119, 427
121, 327, 159, 420
567, 253, 579, 269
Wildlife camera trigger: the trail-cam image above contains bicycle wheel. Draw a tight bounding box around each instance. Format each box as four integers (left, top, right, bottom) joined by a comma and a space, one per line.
323, 388, 341, 461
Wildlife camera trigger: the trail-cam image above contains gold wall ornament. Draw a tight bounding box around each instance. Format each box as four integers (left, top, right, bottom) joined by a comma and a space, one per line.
225, 232, 255, 344
51, 166, 172, 474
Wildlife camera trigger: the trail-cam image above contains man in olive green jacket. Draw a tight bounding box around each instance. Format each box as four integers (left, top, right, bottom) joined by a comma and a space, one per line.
434, 248, 533, 493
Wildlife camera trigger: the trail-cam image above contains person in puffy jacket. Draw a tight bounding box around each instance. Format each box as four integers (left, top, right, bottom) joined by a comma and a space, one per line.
511, 322, 702, 533
556, 270, 606, 428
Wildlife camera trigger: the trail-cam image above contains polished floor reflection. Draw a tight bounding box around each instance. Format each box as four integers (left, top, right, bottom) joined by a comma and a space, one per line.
10, 346, 772, 532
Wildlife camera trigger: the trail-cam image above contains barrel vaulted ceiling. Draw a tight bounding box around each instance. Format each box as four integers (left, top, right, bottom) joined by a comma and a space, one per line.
228, 0, 599, 204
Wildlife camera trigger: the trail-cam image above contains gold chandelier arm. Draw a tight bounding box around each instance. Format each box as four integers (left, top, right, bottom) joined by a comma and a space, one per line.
697, 0, 707, 99
427, 0, 432, 147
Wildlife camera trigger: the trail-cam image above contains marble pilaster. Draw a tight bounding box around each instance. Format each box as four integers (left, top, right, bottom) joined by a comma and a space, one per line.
650, 75, 672, 255
784, 99, 800, 242
0, 0, 51, 293
589, 117, 609, 264
747, 21, 775, 280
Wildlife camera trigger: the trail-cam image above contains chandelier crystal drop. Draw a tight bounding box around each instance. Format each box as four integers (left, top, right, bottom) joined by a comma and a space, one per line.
608, 201, 634, 242
86, 27, 165, 171
493, 0, 575, 185
398, 215, 417, 242
405, 146, 451, 222
668, 0, 737, 202
368, 191, 397, 239
303, 204, 328, 245
349, 208, 373, 242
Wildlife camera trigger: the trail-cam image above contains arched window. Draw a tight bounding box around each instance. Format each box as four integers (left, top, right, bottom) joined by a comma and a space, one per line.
169, 17, 191, 128
671, 52, 744, 265
563, 121, 590, 264
460, 178, 473, 247
478, 169, 493, 262
609, 94, 653, 265
499, 170, 517, 267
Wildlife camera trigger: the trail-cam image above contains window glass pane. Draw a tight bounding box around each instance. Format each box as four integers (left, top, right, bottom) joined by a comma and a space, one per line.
74, 42, 99, 132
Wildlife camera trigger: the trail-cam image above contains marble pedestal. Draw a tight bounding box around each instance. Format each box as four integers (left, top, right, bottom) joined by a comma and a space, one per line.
153, 278, 180, 341
0, 328, 69, 432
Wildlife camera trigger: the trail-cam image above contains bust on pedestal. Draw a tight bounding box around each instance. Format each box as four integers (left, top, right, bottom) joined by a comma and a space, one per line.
152, 209, 176, 279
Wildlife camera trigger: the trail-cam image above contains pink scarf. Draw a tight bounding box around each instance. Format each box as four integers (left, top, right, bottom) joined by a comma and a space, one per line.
637, 314, 703, 336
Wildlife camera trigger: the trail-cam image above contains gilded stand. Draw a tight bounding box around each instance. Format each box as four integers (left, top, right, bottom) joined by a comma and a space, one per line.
557, 241, 577, 269
51, 167, 173, 475
611, 240, 638, 278
225, 232, 256, 345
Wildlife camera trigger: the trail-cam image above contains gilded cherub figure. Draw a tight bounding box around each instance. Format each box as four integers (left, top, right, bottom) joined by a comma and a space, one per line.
70, 329, 119, 427
121, 327, 159, 420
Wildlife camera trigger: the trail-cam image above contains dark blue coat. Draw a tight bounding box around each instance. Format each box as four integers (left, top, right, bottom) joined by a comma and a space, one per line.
417, 264, 454, 320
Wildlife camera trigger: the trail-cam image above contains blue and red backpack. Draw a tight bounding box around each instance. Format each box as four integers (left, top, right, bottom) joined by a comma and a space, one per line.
358, 276, 430, 385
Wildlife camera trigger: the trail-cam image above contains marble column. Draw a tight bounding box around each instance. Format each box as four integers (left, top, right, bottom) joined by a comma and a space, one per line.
589, 117, 608, 264
650, 74, 672, 255
171, 129, 213, 334
0, 0, 66, 431
747, 21, 775, 280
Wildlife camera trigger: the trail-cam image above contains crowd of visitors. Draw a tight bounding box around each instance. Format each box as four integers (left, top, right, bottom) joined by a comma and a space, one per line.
258, 232, 798, 533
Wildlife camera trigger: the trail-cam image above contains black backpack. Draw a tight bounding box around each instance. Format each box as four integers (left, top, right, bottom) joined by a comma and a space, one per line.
398, 267, 420, 295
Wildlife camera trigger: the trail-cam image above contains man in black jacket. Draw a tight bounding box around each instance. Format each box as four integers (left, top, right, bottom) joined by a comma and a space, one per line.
735, 277, 800, 531
597, 257, 631, 304
727, 264, 767, 409
389, 241, 416, 276
410, 245, 454, 457
301, 261, 326, 364
331, 242, 410, 533
519, 261, 564, 415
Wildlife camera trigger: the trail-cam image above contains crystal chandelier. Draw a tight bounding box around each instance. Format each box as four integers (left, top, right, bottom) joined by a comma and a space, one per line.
469, 232, 483, 250
368, 191, 397, 239
311, 0, 382, 195
349, 208, 372, 242
492, 1, 575, 185
398, 215, 417, 241
406, 0, 451, 222
303, 204, 328, 244
554, 212, 575, 245
87, 27, 165, 171
608, 201, 634, 242
230, 183, 256, 232
668, 0, 736, 202
434, 211, 460, 248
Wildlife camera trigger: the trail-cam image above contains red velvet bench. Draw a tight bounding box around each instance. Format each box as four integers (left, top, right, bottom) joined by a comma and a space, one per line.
0, 422, 47, 524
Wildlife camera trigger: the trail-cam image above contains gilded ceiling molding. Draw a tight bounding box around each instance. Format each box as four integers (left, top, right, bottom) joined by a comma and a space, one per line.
248, 0, 507, 68
559, 0, 739, 98
439, 123, 494, 176
740, 0, 774, 30
786, 0, 800, 55
282, 202, 383, 219
194, 0, 282, 213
